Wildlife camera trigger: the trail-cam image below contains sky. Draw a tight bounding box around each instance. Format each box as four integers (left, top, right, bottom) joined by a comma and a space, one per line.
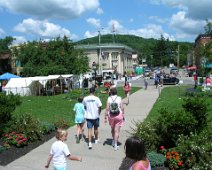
0, 0, 211, 44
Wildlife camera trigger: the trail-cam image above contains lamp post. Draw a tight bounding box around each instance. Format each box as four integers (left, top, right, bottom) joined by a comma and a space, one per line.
98, 28, 103, 75
92, 61, 97, 87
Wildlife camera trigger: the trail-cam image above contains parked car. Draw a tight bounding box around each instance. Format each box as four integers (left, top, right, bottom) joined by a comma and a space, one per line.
163, 77, 179, 85
170, 67, 178, 74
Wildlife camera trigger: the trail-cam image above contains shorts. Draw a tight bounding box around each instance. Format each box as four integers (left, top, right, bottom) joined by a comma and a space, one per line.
86, 118, 99, 129
54, 164, 67, 170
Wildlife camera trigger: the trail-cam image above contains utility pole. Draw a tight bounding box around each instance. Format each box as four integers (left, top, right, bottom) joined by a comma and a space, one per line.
177, 45, 180, 69
98, 30, 102, 75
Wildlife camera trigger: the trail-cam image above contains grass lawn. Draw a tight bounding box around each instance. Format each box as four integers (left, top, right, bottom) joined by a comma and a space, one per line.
147, 85, 212, 122
13, 86, 141, 126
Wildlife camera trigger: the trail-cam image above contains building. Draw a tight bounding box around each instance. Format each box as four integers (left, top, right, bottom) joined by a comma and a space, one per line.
194, 34, 212, 69
76, 43, 138, 75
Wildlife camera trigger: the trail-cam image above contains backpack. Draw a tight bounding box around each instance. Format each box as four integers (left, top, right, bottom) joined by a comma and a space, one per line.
109, 96, 120, 116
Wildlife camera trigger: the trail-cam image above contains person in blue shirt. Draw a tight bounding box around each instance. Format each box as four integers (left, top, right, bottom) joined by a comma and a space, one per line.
73, 97, 86, 143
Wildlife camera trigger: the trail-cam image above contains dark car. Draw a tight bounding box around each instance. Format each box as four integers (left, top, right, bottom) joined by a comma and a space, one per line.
163, 77, 179, 85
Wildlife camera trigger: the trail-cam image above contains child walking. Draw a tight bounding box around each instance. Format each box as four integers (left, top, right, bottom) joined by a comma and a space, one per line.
45, 128, 82, 169
73, 97, 86, 143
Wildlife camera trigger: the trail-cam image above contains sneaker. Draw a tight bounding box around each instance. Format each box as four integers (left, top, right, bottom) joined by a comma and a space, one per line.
114, 145, 119, 151
95, 139, 101, 144
88, 142, 92, 149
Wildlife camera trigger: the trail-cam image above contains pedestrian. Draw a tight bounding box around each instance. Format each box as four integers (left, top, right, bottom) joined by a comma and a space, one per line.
206, 76, 211, 87
124, 71, 128, 84
119, 136, 151, 170
83, 87, 102, 149
193, 73, 197, 88
144, 77, 148, 90
105, 87, 125, 151
45, 128, 82, 169
73, 96, 86, 143
123, 81, 131, 105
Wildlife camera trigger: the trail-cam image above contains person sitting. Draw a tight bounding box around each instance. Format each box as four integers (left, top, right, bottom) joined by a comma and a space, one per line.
119, 136, 151, 170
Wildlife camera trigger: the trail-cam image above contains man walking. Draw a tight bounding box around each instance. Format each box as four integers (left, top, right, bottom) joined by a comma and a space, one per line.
83, 87, 102, 149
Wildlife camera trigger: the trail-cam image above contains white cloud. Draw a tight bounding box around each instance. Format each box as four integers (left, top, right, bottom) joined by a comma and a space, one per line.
128, 24, 175, 40
96, 7, 104, 15
150, 0, 212, 20
86, 18, 101, 28
0, 27, 5, 36
170, 11, 205, 36
0, 0, 100, 19
84, 19, 175, 41
13, 18, 77, 40
108, 20, 124, 32
84, 30, 98, 38
12, 36, 27, 44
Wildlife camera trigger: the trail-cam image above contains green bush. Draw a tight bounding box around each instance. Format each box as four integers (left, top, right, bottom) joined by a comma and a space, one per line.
54, 119, 70, 129
147, 151, 165, 168
176, 124, 212, 169
131, 119, 159, 151
0, 93, 21, 126
40, 121, 55, 134
182, 97, 208, 131
155, 108, 197, 148
8, 113, 42, 142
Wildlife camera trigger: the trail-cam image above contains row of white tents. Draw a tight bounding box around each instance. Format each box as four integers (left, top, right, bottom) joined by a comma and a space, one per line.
3, 74, 73, 96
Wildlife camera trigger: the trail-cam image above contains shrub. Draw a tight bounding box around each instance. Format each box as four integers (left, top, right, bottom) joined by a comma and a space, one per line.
155, 108, 197, 148
131, 119, 159, 151
8, 113, 42, 142
2, 131, 28, 147
182, 97, 208, 131
54, 119, 70, 129
176, 124, 212, 169
147, 151, 165, 168
40, 121, 55, 134
0, 93, 21, 126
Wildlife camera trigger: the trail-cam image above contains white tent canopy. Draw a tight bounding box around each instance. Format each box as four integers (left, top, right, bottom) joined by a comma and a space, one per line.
3, 74, 74, 96
3, 78, 43, 96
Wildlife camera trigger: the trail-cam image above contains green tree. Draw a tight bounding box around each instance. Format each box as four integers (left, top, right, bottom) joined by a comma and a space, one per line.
0, 36, 14, 54
14, 36, 89, 76
204, 19, 212, 36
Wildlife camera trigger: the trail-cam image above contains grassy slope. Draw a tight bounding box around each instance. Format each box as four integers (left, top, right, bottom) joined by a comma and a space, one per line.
13, 87, 141, 126
147, 85, 212, 122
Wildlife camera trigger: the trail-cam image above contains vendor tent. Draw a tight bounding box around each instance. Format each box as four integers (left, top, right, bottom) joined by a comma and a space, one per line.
3, 78, 43, 96
0, 72, 20, 80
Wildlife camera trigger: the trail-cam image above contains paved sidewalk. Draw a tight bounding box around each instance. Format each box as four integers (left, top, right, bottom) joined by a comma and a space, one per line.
0, 85, 159, 170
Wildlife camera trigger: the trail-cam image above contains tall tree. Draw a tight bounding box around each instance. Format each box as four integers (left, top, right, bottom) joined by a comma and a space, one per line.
13, 36, 89, 76
204, 19, 212, 36
0, 36, 14, 54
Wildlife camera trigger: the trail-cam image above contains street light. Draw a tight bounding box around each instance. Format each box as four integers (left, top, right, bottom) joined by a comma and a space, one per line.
98, 28, 103, 75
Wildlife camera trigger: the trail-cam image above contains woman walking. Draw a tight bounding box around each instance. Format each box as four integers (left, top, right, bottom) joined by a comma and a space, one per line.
105, 88, 125, 151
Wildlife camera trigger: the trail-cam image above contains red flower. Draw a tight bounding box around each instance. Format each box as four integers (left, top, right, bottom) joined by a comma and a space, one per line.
12, 131, 16, 134
160, 146, 165, 150
166, 156, 171, 159
178, 161, 183, 166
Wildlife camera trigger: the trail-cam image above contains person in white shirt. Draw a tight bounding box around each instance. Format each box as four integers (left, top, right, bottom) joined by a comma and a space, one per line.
45, 128, 82, 169
83, 87, 102, 149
